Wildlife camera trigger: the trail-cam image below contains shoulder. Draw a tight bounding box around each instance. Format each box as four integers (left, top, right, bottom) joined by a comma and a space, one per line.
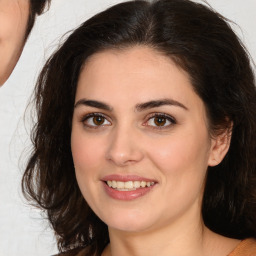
228, 238, 256, 256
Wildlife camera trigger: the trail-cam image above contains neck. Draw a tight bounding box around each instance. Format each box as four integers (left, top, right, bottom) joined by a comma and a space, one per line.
104, 204, 207, 256
102, 209, 240, 256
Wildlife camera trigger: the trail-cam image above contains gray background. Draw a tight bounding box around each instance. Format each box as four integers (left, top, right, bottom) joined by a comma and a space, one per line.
0, 0, 255, 255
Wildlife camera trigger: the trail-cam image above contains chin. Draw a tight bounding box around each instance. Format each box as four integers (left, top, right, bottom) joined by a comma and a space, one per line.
100, 209, 156, 233
109, 221, 151, 233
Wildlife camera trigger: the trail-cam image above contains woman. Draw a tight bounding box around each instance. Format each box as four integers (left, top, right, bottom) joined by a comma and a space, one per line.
0, 0, 51, 86
22, 0, 256, 255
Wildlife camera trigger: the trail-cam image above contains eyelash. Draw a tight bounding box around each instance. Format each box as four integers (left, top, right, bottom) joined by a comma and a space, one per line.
80, 112, 176, 129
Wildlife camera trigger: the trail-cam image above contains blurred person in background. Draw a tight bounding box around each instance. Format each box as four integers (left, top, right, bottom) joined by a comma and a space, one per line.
0, 0, 51, 86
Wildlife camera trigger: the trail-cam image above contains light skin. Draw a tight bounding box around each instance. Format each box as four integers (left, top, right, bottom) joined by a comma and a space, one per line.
0, 0, 30, 85
71, 46, 240, 256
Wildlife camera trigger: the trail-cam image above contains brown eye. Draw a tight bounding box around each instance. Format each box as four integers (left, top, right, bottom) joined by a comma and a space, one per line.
83, 114, 111, 127
154, 117, 167, 126
146, 114, 176, 128
93, 116, 105, 126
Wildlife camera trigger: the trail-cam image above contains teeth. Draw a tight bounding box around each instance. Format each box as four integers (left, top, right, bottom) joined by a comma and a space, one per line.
112, 180, 117, 188
106, 180, 155, 190
124, 181, 133, 189
141, 181, 146, 188
134, 181, 140, 188
117, 181, 124, 189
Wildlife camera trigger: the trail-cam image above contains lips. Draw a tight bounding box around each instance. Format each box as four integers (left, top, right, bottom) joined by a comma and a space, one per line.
102, 175, 157, 200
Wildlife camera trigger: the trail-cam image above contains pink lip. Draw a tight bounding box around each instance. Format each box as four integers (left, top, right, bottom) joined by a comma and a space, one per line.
101, 174, 157, 201
102, 182, 156, 201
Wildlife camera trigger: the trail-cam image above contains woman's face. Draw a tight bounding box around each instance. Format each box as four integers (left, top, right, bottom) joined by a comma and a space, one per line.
71, 46, 219, 233
0, 0, 30, 85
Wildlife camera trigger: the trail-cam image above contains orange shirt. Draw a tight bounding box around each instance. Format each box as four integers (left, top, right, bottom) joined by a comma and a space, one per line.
228, 239, 256, 256
56, 238, 256, 256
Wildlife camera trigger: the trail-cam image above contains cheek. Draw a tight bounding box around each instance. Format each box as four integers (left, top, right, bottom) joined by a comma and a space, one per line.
153, 136, 207, 168
148, 133, 210, 215
71, 130, 106, 174
0, 1, 29, 41
0, 1, 30, 83
71, 130, 109, 214
148, 127, 210, 189
71, 131, 97, 196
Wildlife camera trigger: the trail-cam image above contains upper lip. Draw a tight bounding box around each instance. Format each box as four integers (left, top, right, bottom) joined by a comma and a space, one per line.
101, 174, 157, 182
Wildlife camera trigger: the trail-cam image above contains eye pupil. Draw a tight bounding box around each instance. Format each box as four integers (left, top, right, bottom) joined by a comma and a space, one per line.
154, 117, 166, 126
93, 116, 104, 125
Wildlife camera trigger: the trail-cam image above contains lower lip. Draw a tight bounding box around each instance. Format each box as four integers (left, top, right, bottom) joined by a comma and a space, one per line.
102, 182, 155, 201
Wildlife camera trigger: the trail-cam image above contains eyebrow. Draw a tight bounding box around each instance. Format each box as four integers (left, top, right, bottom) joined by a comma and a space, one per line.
74, 99, 112, 111
74, 98, 188, 111
135, 99, 188, 111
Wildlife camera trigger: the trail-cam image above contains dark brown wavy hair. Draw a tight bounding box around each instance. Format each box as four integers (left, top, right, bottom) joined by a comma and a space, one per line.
25, 0, 51, 38
22, 0, 256, 255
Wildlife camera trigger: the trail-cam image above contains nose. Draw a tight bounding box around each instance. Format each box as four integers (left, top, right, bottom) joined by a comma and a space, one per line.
105, 125, 144, 166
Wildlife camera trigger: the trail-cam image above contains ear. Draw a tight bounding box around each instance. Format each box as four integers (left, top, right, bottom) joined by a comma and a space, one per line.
208, 125, 232, 167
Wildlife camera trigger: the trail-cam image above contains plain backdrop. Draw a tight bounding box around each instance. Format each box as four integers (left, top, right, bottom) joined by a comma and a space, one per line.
0, 0, 255, 255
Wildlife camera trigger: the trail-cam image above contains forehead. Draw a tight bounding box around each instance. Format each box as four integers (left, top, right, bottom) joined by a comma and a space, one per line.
76, 46, 202, 111
78, 47, 188, 88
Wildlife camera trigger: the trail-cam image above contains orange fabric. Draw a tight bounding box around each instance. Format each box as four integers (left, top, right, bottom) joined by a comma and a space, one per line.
228, 239, 256, 256
55, 239, 256, 256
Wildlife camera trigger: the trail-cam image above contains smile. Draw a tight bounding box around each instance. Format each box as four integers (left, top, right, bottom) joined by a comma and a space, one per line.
106, 180, 155, 191
102, 175, 157, 200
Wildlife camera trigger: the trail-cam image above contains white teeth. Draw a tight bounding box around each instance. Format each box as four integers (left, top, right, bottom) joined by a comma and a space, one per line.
117, 181, 124, 189
106, 180, 155, 190
141, 181, 146, 188
112, 180, 117, 188
134, 181, 141, 188
124, 181, 133, 189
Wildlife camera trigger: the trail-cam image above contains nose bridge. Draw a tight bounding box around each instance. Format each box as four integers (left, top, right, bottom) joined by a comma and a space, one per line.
106, 122, 143, 166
